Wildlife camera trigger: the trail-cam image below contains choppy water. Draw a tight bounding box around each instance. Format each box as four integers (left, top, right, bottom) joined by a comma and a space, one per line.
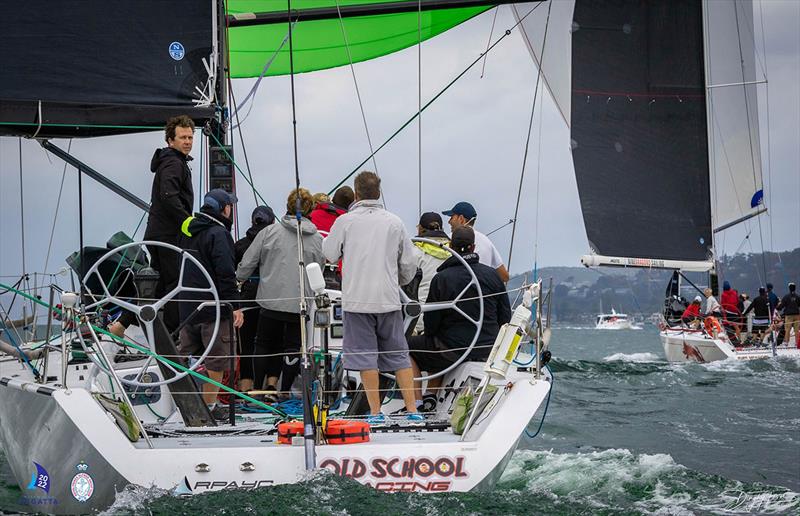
2, 325, 798, 514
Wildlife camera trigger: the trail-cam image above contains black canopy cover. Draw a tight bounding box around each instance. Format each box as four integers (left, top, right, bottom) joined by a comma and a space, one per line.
570, 0, 713, 262
0, 0, 215, 138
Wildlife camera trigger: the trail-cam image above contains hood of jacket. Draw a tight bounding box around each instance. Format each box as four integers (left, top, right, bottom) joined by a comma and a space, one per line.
414, 236, 450, 260
150, 147, 192, 173
438, 252, 479, 272
279, 214, 318, 235
245, 220, 272, 241
182, 208, 231, 237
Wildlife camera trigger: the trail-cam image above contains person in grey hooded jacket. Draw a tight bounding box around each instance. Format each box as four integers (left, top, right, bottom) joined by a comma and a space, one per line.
236, 188, 325, 397
323, 171, 421, 422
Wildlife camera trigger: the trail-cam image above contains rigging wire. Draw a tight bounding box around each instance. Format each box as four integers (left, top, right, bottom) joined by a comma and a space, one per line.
507, 0, 552, 273
18, 138, 34, 322
417, 0, 423, 218
479, 6, 500, 78
334, 0, 379, 176
230, 23, 295, 128
228, 76, 261, 206
327, 1, 545, 195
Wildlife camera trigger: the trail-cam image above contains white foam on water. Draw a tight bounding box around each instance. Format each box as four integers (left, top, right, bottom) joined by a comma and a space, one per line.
603, 352, 663, 363
499, 449, 800, 514
500, 448, 678, 500
100, 484, 170, 515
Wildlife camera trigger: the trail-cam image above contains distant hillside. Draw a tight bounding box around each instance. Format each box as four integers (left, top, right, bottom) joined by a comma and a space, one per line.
510, 248, 800, 323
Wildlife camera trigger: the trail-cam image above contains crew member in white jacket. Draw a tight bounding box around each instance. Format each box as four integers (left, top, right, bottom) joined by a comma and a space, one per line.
323, 171, 422, 422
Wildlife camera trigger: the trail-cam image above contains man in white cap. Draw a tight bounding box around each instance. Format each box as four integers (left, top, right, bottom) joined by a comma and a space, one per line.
442, 201, 509, 282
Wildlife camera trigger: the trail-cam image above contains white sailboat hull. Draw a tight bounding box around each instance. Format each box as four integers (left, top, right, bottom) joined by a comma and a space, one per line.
660, 328, 800, 363
0, 357, 550, 514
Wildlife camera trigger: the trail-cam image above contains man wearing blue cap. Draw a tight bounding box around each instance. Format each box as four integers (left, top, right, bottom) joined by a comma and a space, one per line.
179, 188, 244, 418
442, 201, 509, 282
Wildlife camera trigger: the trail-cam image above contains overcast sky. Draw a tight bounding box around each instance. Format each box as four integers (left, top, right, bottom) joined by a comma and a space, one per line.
1, 1, 797, 291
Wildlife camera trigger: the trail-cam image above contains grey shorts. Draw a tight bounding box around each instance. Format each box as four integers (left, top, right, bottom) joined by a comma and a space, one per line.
178, 319, 234, 372
342, 311, 411, 372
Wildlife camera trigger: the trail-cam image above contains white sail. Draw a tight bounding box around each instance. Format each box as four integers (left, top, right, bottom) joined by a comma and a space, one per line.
703, 0, 766, 232
512, 0, 575, 128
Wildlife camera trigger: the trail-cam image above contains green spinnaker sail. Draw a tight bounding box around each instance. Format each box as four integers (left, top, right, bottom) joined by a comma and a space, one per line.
227, 0, 491, 77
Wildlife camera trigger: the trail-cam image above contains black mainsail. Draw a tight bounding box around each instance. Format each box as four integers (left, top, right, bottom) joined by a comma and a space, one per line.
570, 0, 712, 266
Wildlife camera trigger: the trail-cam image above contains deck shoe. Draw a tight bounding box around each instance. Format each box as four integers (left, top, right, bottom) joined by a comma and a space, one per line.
210, 404, 234, 421
406, 412, 424, 422
367, 413, 386, 425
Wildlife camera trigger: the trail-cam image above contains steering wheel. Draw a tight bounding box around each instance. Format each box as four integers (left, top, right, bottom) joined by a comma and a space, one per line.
80, 241, 221, 388
389, 237, 484, 382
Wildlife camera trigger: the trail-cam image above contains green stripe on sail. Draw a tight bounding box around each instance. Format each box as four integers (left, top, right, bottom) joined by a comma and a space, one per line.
227, 2, 490, 77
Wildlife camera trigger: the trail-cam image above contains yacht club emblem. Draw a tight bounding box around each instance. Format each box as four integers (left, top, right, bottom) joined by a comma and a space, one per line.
70, 462, 94, 502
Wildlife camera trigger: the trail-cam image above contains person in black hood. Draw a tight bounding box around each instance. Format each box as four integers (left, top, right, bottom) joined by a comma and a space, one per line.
233, 205, 276, 393
178, 188, 243, 414
144, 115, 196, 332
408, 225, 510, 410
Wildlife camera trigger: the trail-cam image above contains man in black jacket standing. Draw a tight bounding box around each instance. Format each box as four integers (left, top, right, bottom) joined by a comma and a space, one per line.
179, 189, 243, 415
409, 225, 511, 410
144, 115, 196, 332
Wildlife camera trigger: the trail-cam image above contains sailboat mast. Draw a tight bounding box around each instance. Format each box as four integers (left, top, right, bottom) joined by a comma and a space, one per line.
700, 0, 718, 287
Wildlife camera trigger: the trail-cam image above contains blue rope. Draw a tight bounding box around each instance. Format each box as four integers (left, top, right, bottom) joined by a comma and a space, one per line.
0, 325, 40, 378
524, 364, 552, 439
513, 344, 537, 367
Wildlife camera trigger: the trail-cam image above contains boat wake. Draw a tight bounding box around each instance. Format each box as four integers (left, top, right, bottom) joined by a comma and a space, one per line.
602, 352, 662, 363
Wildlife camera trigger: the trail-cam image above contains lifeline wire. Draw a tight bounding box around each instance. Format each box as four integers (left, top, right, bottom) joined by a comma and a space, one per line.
335, 0, 380, 176
327, 1, 544, 195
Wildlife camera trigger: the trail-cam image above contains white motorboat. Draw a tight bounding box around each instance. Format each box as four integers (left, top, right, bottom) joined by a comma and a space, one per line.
595, 309, 634, 330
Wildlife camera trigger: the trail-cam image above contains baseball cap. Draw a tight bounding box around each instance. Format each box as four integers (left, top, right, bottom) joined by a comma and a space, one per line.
419, 212, 443, 231
252, 205, 275, 226
450, 226, 475, 252
442, 201, 477, 220
693, 295, 702, 302
203, 188, 238, 213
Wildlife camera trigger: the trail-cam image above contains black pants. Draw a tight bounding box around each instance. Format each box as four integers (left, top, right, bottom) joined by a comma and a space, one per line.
238, 303, 259, 383
146, 235, 181, 333
254, 309, 301, 393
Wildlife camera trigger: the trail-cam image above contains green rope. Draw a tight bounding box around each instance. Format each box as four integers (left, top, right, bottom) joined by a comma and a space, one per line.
207, 132, 269, 207
0, 281, 289, 420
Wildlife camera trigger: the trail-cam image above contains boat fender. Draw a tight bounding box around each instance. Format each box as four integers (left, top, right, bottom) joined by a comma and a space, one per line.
324, 419, 370, 445
704, 317, 723, 338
